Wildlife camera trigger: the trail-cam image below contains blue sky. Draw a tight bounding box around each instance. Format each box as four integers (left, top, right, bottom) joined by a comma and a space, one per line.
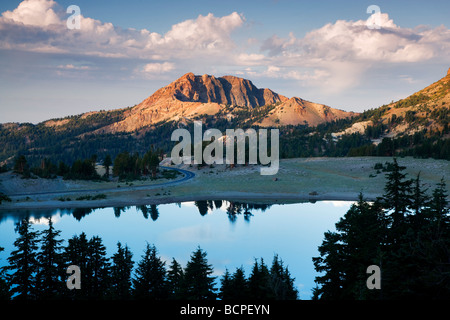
0, 0, 449, 123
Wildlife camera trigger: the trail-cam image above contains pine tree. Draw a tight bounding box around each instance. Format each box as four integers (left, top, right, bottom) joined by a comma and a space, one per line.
428, 178, 449, 228
109, 242, 134, 300
269, 255, 298, 300
87, 236, 110, 299
167, 258, 184, 299
5, 219, 39, 300
410, 172, 430, 232
414, 178, 450, 298
182, 246, 216, 300
248, 258, 273, 299
312, 231, 345, 300
133, 243, 168, 300
35, 218, 64, 299
229, 266, 249, 299
313, 194, 386, 299
63, 232, 90, 299
387, 178, 450, 299
381, 158, 413, 234
0, 247, 11, 300
219, 269, 233, 300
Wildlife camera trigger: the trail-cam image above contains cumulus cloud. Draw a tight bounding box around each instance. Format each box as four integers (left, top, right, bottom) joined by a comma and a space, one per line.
142, 62, 175, 74
260, 13, 447, 64
1, 1, 449, 93
251, 12, 450, 91
0, 0, 244, 62
1, 0, 61, 27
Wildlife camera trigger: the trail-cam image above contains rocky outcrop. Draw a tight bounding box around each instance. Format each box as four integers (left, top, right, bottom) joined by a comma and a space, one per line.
95, 72, 356, 133
136, 72, 287, 110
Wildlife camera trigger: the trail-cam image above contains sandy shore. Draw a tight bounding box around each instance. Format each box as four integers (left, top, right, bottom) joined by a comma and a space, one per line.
1, 157, 448, 210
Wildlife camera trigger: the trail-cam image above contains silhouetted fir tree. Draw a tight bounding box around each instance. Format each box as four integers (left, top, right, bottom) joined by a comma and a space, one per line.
417, 179, 450, 298
269, 255, 298, 300
63, 232, 90, 299
248, 258, 273, 299
313, 194, 387, 299
409, 173, 430, 231
0, 247, 11, 300
387, 179, 449, 299
167, 258, 184, 300
229, 266, 250, 299
133, 243, 168, 300
219, 269, 233, 300
428, 178, 449, 227
380, 158, 413, 236
86, 236, 110, 299
4, 219, 39, 300
312, 231, 345, 300
109, 242, 134, 300
314, 161, 449, 300
35, 218, 65, 299
182, 247, 216, 300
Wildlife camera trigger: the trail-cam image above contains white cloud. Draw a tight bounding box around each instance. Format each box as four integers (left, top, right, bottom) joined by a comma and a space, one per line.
1, 1, 449, 95
1, 0, 61, 27
255, 12, 450, 92
57, 64, 90, 70
0, 0, 245, 63
142, 62, 175, 74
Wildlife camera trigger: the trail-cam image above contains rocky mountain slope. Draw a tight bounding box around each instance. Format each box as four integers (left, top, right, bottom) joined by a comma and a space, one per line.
92, 72, 356, 133
333, 67, 450, 140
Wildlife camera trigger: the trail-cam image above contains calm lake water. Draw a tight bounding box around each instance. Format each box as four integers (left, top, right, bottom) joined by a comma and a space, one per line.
0, 200, 352, 299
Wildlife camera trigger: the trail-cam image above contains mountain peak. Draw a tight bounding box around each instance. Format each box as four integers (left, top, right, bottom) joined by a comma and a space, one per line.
447, 67, 450, 76
95, 73, 357, 133
140, 73, 288, 109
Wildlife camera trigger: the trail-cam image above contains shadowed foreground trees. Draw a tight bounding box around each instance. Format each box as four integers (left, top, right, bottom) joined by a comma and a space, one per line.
313, 158, 450, 299
0, 225, 298, 300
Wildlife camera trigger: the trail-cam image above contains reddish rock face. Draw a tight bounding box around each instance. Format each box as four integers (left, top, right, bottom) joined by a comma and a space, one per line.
139, 72, 288, 109
94, 72, 357, 133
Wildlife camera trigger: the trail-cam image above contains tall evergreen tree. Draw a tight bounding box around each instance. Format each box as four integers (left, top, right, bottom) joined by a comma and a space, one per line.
313, 194, 387, 299
219, 269, 233, 300
109, 242, 134, 300
248, 258, 273, 299
63, 232, 90, 299
35, 218, 64, 299
313, 163, 450, 300
133, 243, 168, 300
182, 247, 216, 300
380, 158, 413, 234
229, 266, 250, 299
269, 255, 298, 300
0, 247, 11, 300
167, 258, 184, 300
409, 173, 430, 231
87, 236, 110, 299
5, 219, 39, 300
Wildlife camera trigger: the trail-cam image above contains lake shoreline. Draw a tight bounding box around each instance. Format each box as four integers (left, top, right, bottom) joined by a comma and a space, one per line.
0, 190, 375, 210
1, 157, 448, 210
